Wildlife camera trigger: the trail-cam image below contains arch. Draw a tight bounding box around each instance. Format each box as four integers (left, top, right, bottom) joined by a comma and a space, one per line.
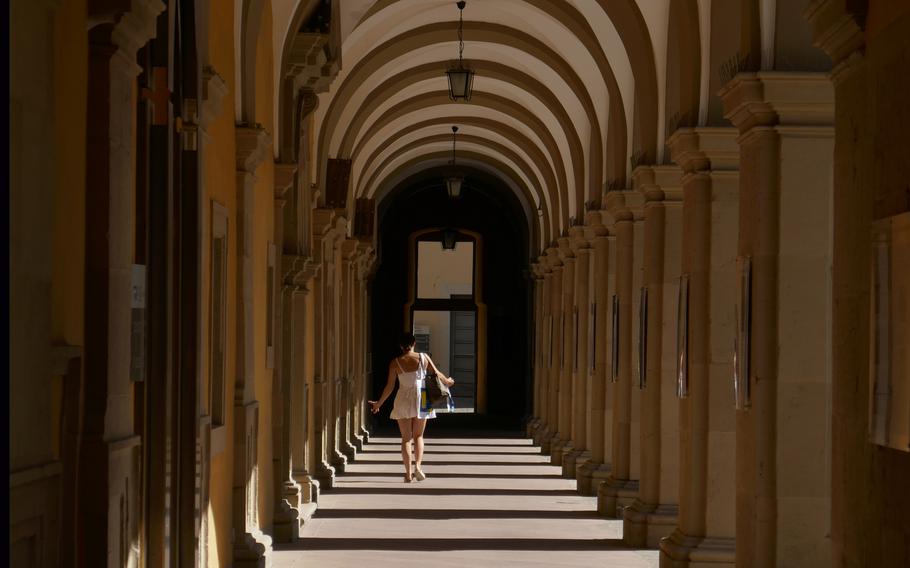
373, 151, 547, 250
664, 0, 702, 150
315, 23, 605, 212
348, 91, 574, 227
354, 117, 561, 227
361, 132, 556, 234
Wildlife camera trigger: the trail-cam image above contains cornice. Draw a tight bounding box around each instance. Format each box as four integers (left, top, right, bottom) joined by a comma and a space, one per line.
200, 65, 229, 132
274, 162, 297, 199
804, 0, 865, 66
667, 127, 740, 174
719, 73, 834, 133
236, 125, 272, 173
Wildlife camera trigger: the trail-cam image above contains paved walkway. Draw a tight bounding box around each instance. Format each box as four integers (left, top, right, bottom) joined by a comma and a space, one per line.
273, 434, 659, 568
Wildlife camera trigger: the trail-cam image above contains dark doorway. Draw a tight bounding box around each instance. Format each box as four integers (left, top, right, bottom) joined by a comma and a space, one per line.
369, 167, 532, 430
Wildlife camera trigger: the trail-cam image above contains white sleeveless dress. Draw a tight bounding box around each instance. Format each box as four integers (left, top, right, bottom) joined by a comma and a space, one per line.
389, 353, 436, 420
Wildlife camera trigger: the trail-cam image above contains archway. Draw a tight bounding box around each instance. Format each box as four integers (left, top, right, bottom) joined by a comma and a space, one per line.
370, 166, 531, 429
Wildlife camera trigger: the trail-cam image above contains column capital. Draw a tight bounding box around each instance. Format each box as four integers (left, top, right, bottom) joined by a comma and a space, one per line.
803, 0, 865, 68
236, 125, 272, 173
274, 162, 298, 200
556, 236, 575, 261
105, 0, 165, 59
544, 247, 563, 269
201, 65, 229, 132
666, 127, 740, 174
719, 72, 834, 133
568, 226, 590, 252
584, 210, 609, 241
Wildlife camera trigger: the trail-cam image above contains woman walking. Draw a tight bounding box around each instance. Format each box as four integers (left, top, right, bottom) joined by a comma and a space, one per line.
369, 332, 455, 482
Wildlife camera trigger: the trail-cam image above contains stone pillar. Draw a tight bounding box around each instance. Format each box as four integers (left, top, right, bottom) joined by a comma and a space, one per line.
541, 247, 563, 454
311, 208, 336, 489
660, 128, 740, 567
355, 242, 375, 445
578, 211, 612, 494
599, 191, 641, 517
531, 258, 553, 446
564, 227, 592, 478
721, 72, 835, 568
623, 166, 683, 547
289, 261, 319, 510
551, 238, 576, 466
527, 262, 545, 438
338, 238, 360, 463
272, 164, 301, 543
233, 125, 274, 565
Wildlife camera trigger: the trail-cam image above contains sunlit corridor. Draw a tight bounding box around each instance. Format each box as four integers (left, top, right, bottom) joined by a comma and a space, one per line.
274, 434, 658, 568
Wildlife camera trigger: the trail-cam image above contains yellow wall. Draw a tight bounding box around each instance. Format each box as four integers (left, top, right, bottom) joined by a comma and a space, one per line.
50, 0, 88, 461
254, 0, 276, 533
204, 0, 239, 563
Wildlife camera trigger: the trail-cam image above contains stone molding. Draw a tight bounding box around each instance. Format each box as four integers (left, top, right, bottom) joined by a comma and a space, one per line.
274, 162, 298, 199
568, 226, 589, 251
544, 247, 563, 269
110, 0, 165, 60
286, 32, 341, 94
719, 73, 834, 133
556, 236, 574, 260
201, 65, 229, 131
666, 127, 740, 174
804, 0, 865, 66
236, 125, 272, 173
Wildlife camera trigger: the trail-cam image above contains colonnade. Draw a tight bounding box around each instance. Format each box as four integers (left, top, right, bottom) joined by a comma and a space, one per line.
527, 73, 835, 567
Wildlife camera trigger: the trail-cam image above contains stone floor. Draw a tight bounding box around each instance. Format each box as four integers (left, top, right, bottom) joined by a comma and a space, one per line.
273, 434, 659, 568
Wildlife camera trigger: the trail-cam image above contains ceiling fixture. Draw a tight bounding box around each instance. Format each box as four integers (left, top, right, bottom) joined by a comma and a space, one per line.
441, 228, 459, 251
446, 1, 474, 102
446, 125, 464, 200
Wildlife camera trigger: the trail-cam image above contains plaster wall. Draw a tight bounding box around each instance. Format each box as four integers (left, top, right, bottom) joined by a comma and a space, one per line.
254, 0, 277, 532
204, 0, 239, 563
831, 7, 910, 566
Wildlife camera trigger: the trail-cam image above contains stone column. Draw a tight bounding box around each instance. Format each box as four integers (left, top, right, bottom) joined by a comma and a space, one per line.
233, 126, 275, 564
272, 165, 301, 543
660, 128, 740, 567
326, 219, 348, 474
311, 208, 336, 489
578, 211, 612, 494
721, 73, 835, 568
289, 261, 319, 512
599, 191, 641, 517
564, 226, 592, 478
624, 165, 683, 547
551, 237, 576, 466
527, 262, 545, 438
338, 238, 360, 463
541, 247, 563, 454
531, 256, 552, 449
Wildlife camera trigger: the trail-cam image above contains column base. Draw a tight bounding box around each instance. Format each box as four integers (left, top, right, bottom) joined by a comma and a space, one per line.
598, 475, 639, 518
659, 530, 735, 567
562, 449, 590, 478
330, 450, 348, 474
233, 529, 272, 568
292, 471, 317, 504
623, 501, 679, 548
526, 417, 542, 438
549, 437, 572, 466
314, 461, 335, 490
341, 440, 357, 462
352, 433, 365, 452
536, 426, 555, 453
576, 460, 609, 495
359, 426, 371, 444
272, 497, 300, 543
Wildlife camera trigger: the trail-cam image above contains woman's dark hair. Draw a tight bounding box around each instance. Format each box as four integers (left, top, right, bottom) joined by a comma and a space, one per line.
398, 332, 417, 355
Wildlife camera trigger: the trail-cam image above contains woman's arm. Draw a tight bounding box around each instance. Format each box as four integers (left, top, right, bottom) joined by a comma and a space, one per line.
426, 355, 455, 387
368, 361, 398, 414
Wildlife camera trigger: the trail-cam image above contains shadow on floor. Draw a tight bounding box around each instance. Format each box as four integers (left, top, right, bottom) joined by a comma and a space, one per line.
322, 487, 581, 496
276, 537, 630, 552
311, 508, 600, 520
334, 472, 564, 479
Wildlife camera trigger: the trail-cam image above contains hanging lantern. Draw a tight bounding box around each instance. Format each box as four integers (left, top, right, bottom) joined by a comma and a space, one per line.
446, 1, 474, 102
446, 125, 464, 199
442, 228, 459, 250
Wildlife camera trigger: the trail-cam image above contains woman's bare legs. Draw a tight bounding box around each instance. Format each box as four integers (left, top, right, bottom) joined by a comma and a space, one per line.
397, 419, 414, 480
413, 417, 428, 478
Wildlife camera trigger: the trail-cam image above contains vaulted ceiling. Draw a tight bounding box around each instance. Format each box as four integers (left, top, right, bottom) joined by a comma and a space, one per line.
256, 0, 718, 255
